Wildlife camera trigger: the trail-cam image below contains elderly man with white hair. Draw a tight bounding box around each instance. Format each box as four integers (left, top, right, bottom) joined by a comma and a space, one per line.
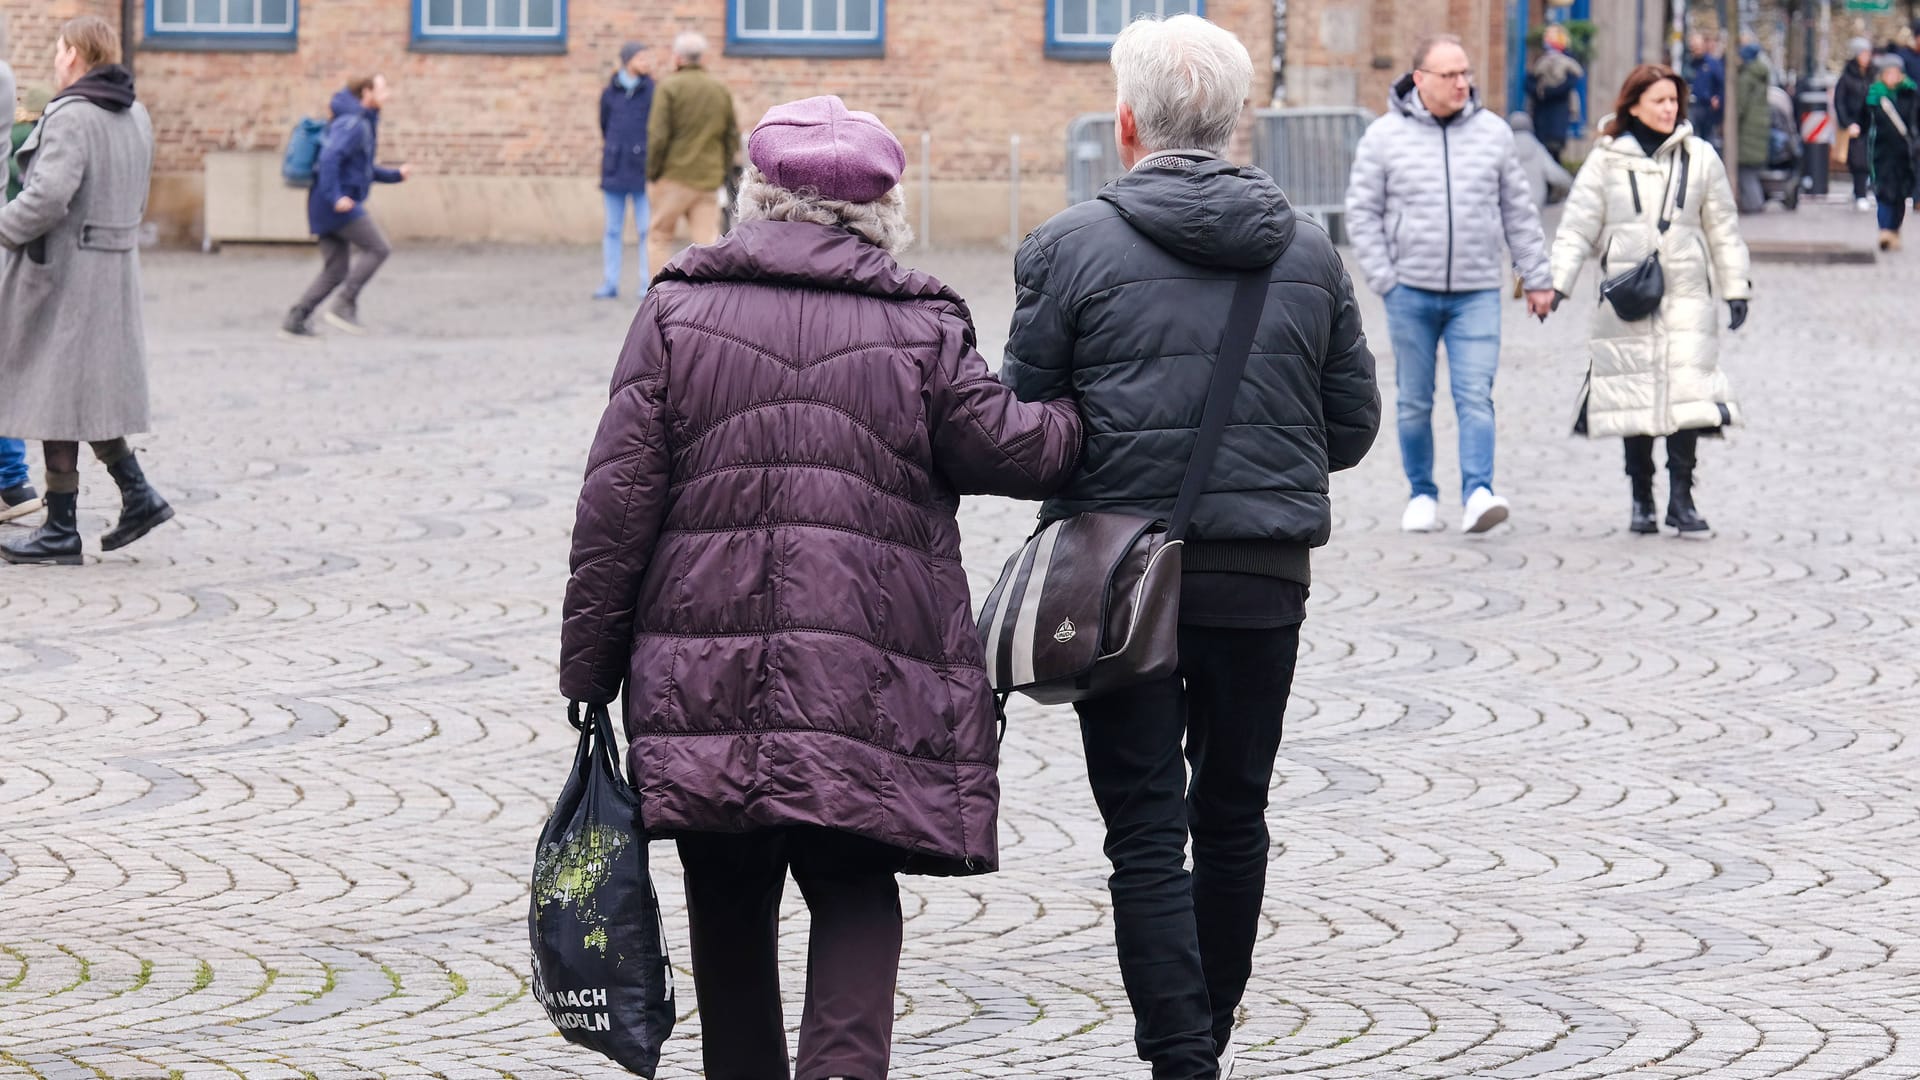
644, 31, 737, 277
1003, 14, 1379, 1078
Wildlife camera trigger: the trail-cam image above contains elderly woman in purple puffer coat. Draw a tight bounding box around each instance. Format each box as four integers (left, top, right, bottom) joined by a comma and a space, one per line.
559, 95, 1080, 1080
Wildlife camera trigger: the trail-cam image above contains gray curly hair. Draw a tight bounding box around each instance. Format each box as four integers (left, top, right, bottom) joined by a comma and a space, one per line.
733, 166, 915, 255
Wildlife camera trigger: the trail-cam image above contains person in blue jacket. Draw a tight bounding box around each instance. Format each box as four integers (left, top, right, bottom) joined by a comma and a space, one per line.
595, 41, 655, 299
282, 75, 409, 339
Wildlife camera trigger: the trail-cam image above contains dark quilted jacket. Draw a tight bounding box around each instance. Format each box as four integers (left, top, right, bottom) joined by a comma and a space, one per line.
560, 219, 1081, 876
1004, 155, 1380, 561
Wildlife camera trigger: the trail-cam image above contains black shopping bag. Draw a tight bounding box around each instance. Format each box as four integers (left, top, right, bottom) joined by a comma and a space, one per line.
529, 702, 675, 1075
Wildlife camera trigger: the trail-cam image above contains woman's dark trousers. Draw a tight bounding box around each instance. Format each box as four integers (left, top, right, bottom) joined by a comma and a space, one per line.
677, 828, 904, 1080
1625, 429, 1701, 482
1073, 623, 1303, 1079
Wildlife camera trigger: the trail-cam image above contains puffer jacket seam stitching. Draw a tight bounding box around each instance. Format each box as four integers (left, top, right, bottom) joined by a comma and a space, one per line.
658, 522, 961, 562
635, 626, 972, 668
639, 726, 997, 769
680, 397, 927, 475
658, 318, 939, 371
670, 460, 924, 505
948, 389, 1045, 484
583, 443, 652, 481
583, 411, 655, 697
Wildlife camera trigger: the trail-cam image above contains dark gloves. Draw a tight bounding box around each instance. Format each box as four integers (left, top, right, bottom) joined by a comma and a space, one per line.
1727, 299, 1749, 331
1552, 290, 1567, 312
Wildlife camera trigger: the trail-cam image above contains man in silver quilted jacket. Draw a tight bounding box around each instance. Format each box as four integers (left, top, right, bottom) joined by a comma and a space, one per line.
1346, 33, 1554, 535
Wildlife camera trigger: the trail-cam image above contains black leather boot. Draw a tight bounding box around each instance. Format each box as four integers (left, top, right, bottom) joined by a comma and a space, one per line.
100, 454, 175, 551
1630, 474, 1659, 534
1, 491, 81, 564
1666, 470, 1711, 535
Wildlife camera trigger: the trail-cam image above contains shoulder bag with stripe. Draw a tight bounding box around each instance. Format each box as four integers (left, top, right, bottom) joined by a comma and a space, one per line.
976, 264, 1272, 706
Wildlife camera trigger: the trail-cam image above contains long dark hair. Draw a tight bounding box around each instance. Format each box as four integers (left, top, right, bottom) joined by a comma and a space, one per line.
1606, 64, 1690, 137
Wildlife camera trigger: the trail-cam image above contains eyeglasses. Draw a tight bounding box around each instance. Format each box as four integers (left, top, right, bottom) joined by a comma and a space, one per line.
1419, 68, 1475, 83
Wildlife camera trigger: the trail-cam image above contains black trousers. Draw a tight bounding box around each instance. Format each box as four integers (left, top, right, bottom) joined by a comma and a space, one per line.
293, 213, 391, 317
677, 828, 905, 1080
1624, 429, 1700, 480
1074, 623, 1302, 1080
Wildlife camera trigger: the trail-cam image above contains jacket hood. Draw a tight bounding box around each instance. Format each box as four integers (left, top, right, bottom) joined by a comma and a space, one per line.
660, 219, 975, 336
330, 89, 366, 119
1095, 155, 1294, 269
1391, 73, 1482, 124
52, 65, 135, 112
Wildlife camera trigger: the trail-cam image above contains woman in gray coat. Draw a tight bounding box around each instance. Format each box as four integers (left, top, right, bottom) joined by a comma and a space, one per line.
0, 16, 172, 565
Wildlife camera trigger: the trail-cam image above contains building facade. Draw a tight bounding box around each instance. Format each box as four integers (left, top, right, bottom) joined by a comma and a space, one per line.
7, 0, 1284, 246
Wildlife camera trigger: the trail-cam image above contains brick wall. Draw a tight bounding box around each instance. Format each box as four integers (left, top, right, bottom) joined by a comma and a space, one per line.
0, 0, 1276, 244
1280, 0, 1508, 115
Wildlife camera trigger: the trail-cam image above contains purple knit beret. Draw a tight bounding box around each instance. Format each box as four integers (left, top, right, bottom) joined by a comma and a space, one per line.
748, 95, 906, 204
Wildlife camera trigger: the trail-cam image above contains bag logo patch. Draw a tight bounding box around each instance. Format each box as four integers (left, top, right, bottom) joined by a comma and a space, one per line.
1053, 618, 1077, 643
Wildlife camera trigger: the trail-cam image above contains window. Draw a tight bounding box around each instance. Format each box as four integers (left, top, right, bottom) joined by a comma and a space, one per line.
1047, 0, 1201, 59
412, 0, 567, 54
145, 0, 298, 52
727, 0, 885, 58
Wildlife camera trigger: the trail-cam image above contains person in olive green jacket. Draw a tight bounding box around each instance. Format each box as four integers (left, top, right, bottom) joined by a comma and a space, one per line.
10, 85, 52, 202
1735, 42, 1772, 210
645, 31, 738, 277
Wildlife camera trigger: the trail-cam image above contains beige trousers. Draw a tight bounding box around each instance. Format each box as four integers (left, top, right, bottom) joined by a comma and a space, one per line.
648, 178, 721, 276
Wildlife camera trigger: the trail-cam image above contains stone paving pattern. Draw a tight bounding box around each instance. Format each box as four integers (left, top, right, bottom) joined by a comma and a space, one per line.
1, 202, 1917, 1078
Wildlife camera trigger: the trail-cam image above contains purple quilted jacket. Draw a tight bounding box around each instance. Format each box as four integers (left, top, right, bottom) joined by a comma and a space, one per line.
560, 220, 1081, 875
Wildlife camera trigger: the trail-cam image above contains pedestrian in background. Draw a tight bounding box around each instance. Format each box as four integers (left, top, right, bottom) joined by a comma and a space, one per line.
1510, 112, 1574, 210
645, 32, 737, 277
1527, 23, 1583, 162
1346, 33, 1554, 536
1550, 64, 1751, 537
594, 40, 653, 300
1686, 32, 1725, 147
0, 16, 172, 564
1836, 38, 1877, 211
560, 96, 1079, 1080
1865, 55, 1919, 252
1005, 15, 1378, 1077
9, 84, 50, 201
1735, 38, 1773, 212
0, 11, 39, 528
281, 75, 410, 340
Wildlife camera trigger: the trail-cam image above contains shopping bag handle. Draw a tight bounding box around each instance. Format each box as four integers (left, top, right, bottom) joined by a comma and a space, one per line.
567, 700, 636, 797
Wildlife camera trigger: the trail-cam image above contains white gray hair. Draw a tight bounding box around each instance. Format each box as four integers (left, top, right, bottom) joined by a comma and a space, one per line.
734, 166, 914, 255
1110, 14, 1252, 156
673, 31, 707, 62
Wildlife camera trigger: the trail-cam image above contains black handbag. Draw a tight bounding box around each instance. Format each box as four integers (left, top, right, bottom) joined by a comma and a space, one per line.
975, 265, 1271, 706
530, 702, 676, 1076
1601, 147, 1689, 322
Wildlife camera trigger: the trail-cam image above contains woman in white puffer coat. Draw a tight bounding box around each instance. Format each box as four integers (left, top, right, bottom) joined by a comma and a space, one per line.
1550, 64, 1752, 537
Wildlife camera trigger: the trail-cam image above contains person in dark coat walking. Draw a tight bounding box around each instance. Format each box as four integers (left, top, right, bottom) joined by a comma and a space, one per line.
1866, 55, 1920, 251
1527, 24, 1584, 160
1004, 15, 1379, 1078
559, 95, 1080, 1080
0, 16, 172, 565
1686, 32, 1725, 145
281, 76, 409, 339
1836, 38, 1878, 208
594, 41, 654, 299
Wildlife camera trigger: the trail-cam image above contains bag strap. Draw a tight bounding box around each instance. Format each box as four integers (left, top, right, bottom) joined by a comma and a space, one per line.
1881, 96, 1911, 141
1657, 147, 1689, 235
1166, 267, 1272, 542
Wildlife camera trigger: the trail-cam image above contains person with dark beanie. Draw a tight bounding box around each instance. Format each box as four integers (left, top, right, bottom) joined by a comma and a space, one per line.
1550, 64, 1751, 537
0, 15, 171, 565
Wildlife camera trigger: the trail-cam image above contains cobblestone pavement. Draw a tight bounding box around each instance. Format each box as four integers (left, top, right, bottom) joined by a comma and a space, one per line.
2, 201, 1917, 1079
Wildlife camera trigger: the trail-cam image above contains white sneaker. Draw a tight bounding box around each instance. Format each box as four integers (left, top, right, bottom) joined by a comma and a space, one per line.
1462, 487, 1510, 533
1401, 495, 1444, 533
1857, 197, 1875, 212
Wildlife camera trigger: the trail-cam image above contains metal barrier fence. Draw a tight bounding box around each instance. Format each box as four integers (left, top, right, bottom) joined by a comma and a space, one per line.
1249, 107, 1373, 243
1065, 107, 1374, 243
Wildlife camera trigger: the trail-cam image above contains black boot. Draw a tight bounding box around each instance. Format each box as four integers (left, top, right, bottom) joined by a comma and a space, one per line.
1666, 470, 1711, 535
1, 491, 81, 565
100, 454, 175, 551
1629, 474, 1659, 534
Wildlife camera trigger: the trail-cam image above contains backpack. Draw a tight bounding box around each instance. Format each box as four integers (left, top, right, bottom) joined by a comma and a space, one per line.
282, 117, 328, 187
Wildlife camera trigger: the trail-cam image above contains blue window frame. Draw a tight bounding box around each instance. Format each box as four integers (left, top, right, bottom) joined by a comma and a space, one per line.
145, 0, 299, 52
1047, 0, 1202, 60
412, 0, 567, 55
726, 0, 885, 59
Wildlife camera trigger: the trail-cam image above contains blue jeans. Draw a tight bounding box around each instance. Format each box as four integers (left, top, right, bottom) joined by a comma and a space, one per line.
1383, 285, 1502, 503
1879, 197, 1907, 233
602, 189, 649, 294
0, 439, 26, 490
